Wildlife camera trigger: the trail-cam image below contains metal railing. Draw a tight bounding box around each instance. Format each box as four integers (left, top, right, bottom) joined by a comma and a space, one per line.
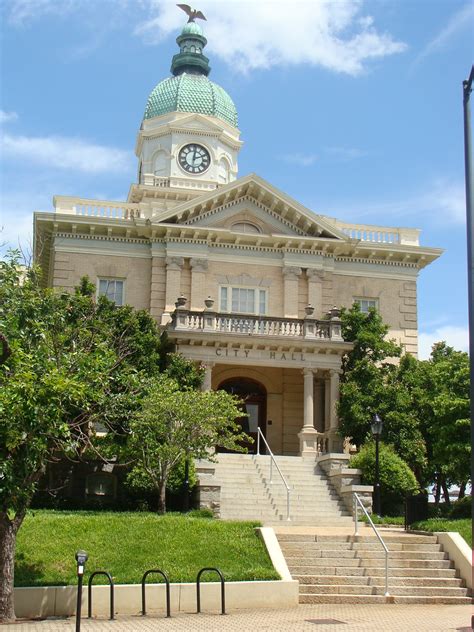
353, 493, 390, 597
256, 428, 291, 521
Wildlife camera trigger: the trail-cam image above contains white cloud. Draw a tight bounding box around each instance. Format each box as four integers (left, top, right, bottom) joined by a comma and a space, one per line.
0, 111, 19, 124
1, 133, 133, 174
6, 0, 77, 25
317, 178, 466, 226
280, 153, 318, 167
413, 3, 474, 67
325, 146, 368, 160
418, 325, 469, 360
135, 0, 407, 76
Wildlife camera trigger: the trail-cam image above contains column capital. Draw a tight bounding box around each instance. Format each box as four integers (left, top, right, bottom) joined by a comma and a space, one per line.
190, 258, 208, 272
329, 368, 343, 377
307, 268, 325, 280
282, 266, 302, 279
166, 256, 184, 270
302, 368, 314, 377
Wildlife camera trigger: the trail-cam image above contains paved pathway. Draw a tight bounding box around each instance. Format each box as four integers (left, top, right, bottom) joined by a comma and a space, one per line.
8, 604, 473, 631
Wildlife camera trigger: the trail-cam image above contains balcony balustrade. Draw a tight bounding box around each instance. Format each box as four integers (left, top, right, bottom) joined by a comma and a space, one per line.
168, 306, 343, 342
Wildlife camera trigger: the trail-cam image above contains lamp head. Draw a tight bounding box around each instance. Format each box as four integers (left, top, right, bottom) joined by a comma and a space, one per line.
371, 413, 383, 437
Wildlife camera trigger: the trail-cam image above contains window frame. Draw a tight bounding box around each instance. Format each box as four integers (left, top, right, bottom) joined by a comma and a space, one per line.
219, 285, 268, 316
353, 297, 379, 313
97, 278, 125, 306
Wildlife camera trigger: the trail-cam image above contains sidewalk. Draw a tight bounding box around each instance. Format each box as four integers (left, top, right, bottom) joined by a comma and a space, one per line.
7, 603, 472, 631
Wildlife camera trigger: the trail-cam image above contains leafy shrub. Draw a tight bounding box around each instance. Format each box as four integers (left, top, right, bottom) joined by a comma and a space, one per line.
450, 495, 471, 519
186, 508, 214, 519
350, 442, 419, 514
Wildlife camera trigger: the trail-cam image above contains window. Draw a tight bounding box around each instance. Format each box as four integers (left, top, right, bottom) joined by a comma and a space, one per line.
86, 474, 116, 498
98, 279, 124, 305
354, 298, 378, 313
230, 221, 261, 234
219, 286, 267, 315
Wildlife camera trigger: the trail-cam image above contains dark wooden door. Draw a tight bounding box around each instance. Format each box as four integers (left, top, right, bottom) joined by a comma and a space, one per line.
218, 378, 267, 454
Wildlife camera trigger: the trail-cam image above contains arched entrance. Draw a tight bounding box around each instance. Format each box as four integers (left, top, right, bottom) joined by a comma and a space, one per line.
218, 377, 267, 454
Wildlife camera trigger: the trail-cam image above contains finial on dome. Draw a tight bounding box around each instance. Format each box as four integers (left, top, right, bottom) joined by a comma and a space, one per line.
177, 4, 207, 24
171, 5, 211, 76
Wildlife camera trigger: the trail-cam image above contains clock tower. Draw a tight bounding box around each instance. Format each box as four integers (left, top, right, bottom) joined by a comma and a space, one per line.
134, 20, 242, 193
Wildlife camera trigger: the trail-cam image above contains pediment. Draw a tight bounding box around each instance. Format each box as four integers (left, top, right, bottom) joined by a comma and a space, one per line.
153, 173, 347, 241
185, 197, 303, 236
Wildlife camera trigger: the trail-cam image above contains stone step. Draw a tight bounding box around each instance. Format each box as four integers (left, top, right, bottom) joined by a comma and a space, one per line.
277, 534, 438, 544
294, 575, 464, 587
279, 541, 442, 552
281, 548, 448, 561
300, 584, 469, 597
285, 558, 453, 569
290, 566, 458, 578
299, 594, 472, 605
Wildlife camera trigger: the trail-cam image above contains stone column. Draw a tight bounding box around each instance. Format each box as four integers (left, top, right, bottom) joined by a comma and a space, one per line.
150, 254, 166, 321
201, 362, 214, 391
162, 256, 184, 324
303, 369, 314, 429
190, 258, 208, 310
327, 369, 343, 452
282, 266, 301, 318
297, 369, 320, 455
307, 269, 324, 319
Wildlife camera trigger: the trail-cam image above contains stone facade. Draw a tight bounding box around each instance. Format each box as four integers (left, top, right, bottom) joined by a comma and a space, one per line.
33, 19, 442, 460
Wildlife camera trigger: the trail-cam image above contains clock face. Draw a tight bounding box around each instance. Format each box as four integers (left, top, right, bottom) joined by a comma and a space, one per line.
178, 143, 211, 174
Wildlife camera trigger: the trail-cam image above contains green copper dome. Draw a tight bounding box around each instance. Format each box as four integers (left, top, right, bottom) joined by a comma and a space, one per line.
144, 74, 238, 127
143, 22, 238, 128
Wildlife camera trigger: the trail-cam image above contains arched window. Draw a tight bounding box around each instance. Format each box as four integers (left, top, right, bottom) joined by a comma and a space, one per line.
231, 222, 261, 234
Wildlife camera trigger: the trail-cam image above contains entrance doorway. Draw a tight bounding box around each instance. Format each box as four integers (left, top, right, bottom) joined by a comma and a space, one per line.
218, 378, 267, 454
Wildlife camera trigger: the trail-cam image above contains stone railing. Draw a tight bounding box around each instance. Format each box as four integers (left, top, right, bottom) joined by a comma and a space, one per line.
53, 196, 141, 219
168, 300, 344, 341
332, 220, 420, 247
141, 173, 220, 191
317, 453, 373, 515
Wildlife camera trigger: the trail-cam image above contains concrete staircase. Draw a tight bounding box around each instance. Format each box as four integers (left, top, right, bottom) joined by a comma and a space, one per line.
215, 453, 353, 526
277, 532, 472, 604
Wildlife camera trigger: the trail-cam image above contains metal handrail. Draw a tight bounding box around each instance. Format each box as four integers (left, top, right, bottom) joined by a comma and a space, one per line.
353, 492, 390, 597
256, 428, 291, 521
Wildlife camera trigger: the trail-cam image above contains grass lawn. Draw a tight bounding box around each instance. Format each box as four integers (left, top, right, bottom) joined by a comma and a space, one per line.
361, 515, 472, 547
411, 518, 472, 548
15, 510, 280, 587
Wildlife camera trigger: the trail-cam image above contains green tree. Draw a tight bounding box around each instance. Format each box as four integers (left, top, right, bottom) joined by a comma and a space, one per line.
128, 375, 248, 513
420, 343, 470, 501
338, 305, 428, 479
350, 442, 419, 514
0, 255, 176, 621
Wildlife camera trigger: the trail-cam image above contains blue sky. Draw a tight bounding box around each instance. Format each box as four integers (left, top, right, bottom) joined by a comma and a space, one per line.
1, 0, 473, 358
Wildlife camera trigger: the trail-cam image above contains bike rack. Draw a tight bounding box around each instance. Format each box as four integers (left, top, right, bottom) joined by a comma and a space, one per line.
196, 567, 226, 615
87, 571, 114, 620
141, 569, 171, 617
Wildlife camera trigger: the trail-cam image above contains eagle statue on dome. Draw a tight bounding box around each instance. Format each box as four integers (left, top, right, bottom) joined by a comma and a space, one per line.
177, 4, 207, 23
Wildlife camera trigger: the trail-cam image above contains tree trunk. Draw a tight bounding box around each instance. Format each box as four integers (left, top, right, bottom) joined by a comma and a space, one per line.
157, 481, 167, 514
458, 481, 466, 500
434, 473, 441, 507
441, 480, 451, 506
0, 511, 24, 623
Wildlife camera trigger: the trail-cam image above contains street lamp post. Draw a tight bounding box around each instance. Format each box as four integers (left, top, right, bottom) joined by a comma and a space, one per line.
371, 413, 383, 516
462, 63, 474, 632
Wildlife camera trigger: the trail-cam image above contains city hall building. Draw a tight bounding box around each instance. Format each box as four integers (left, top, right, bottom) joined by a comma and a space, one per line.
34, 19, 441, 458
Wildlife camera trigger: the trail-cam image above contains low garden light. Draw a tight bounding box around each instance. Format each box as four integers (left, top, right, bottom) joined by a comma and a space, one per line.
370, 413, 383, 516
